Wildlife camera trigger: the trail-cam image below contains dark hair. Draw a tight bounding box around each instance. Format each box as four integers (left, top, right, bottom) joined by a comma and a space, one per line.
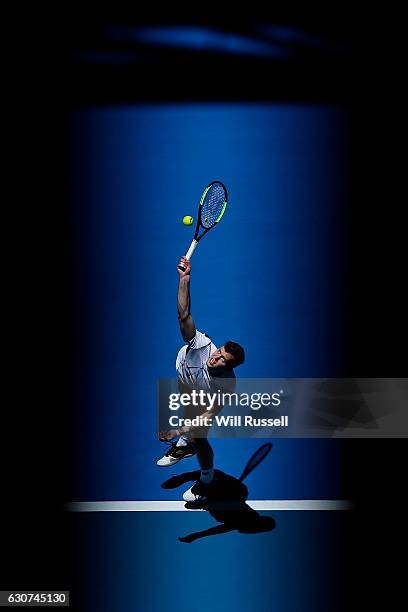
224, 341, 245, 369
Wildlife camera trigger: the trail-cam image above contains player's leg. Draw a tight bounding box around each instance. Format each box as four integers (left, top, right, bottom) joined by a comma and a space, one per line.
156, 379, 197, 466
183, 435, 215, 502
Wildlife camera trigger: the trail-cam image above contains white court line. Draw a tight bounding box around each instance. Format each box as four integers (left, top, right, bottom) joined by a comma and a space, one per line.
66, 500, 353, 512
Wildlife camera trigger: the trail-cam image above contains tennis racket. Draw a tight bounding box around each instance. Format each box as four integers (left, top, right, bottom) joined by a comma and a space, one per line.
238, 443, 273, 482
178, 180, 228, 271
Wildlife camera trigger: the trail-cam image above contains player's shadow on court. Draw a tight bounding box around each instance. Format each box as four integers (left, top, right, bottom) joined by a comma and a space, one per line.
161, 469, 276, 543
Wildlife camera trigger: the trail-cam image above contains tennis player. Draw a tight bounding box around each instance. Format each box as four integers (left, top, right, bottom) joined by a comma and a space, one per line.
157, 256, 245, 502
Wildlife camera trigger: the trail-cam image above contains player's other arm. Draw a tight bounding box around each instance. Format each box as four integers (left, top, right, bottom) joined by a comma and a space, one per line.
177, 256, 196, 342
159, 401, 224, 440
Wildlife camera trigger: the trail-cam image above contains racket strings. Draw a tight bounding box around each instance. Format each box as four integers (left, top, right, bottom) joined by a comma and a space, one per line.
200, 183, 226, 229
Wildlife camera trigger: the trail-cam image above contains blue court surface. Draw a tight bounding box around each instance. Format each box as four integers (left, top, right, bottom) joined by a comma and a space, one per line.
69, 510, 349, 612
68, 103, 351, 610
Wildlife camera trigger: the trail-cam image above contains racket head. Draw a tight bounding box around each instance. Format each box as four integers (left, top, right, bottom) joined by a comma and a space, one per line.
198, 180, 228, 231
238, 443, 273, 482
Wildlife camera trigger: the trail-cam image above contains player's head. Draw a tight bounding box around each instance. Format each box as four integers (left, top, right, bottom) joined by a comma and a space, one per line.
207, 341, 245, 371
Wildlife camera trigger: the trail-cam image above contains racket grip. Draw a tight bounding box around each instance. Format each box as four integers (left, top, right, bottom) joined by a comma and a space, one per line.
178, 240, 198, 271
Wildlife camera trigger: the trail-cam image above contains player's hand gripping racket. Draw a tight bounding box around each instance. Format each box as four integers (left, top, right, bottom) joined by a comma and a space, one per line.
238, 443, 273, 482
178, 180, 228, 271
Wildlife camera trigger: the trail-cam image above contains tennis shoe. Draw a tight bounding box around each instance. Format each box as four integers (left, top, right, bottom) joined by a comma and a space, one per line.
156, 442, 197, 467
183, 479, 211, 504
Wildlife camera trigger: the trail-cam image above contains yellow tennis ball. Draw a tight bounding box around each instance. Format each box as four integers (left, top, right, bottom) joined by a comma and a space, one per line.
183, 215, 193, 226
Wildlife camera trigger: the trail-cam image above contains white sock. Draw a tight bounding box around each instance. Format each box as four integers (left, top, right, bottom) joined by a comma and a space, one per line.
200, 468, 214, 484
176, 435, 189, 447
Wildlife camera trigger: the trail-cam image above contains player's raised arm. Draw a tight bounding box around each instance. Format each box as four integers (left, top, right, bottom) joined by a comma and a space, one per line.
177, 256, 196, 342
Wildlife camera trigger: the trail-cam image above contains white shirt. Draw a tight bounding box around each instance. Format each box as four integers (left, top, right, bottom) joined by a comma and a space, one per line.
176, 330, 235, 391
176, 330, 236, 392
175, 330, 237, 442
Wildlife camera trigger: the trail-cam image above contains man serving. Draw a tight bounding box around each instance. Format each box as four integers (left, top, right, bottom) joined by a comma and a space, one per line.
157, 256, 245, 503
